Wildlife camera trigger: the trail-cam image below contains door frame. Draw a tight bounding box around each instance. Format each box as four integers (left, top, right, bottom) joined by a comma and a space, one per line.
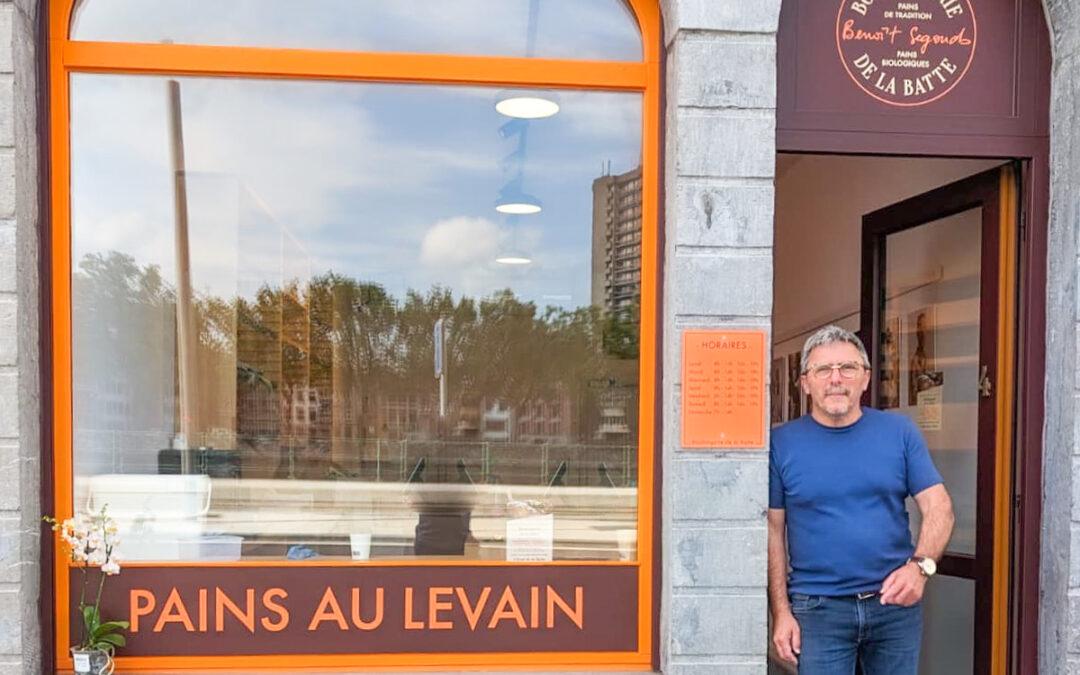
859, 166, 1019, 674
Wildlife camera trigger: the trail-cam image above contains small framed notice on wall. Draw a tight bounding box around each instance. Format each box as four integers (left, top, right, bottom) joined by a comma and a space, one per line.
681, 329, 766, 449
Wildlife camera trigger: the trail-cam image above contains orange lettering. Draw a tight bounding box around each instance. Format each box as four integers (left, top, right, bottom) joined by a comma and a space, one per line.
428, 587, 454, 630
487, 586, 527, 629
153, 588, 195, 633
546, 585, 584, 630
530, 586, 540, 629
404, 587, 425, 629
308, 587, 349, 631
350, 587, 384, 630
455, 586, 491, 631
261, 588, 289, 632
198, 588, 208, 632
215, 587, 256, 633
129, 589, 155, 633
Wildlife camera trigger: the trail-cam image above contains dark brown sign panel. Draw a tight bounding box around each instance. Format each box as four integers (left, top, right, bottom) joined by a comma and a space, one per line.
836, 0, 976, 106
71, 565, 638, 656
778, 0, 1050, 146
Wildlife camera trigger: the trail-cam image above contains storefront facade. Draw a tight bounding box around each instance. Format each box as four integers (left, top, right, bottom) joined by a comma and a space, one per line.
0, 0, 1078, 673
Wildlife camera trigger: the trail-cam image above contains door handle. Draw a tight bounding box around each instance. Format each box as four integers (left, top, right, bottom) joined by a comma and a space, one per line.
979, 365, 993, 398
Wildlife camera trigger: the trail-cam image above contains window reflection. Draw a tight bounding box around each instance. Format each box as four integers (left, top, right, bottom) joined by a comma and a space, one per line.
71, 0, 643, 62
70, 75, 643, 563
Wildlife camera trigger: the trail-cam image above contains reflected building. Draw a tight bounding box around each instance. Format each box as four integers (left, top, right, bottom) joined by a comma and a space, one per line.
591, 166, 643, 314
590, 166, 642, 442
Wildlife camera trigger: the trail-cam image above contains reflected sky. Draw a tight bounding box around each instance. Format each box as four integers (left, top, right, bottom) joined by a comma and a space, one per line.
70, 75, 642, 310
71, 0, 642, 62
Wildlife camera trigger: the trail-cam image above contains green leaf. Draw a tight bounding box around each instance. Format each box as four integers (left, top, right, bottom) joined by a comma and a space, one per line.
90, 621, 128, 639
96, 633, 126, 648
81, 605, 100, 634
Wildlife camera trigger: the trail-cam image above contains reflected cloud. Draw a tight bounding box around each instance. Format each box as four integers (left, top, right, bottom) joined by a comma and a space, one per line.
420, 216, 503, 267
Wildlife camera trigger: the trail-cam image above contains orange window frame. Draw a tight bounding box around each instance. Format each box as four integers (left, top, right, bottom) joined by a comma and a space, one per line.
47, 0, 663, 671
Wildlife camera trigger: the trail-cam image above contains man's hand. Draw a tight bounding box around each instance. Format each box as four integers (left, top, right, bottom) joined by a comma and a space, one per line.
879, 561, 927, 606
772, 609, 801, 664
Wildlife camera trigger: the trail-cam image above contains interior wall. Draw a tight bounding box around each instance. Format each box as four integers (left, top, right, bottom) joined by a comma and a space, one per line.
773, 154, 1003, 350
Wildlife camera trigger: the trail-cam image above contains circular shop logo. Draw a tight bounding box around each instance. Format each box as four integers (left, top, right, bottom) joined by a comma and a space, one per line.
836, 0, 977, 107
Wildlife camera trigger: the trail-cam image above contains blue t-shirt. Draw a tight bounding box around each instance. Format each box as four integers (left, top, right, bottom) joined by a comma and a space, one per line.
769, 407, 943, 596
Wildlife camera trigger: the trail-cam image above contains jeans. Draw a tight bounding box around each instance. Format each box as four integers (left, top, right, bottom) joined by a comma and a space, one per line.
790, 592, 922, 675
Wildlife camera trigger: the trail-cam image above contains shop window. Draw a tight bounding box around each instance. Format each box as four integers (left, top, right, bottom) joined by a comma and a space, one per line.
53, 0, 658, 668
70, 0, 643, 61
71, 74, 642, 560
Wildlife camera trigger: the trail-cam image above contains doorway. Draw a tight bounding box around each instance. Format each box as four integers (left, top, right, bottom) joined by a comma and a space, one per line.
771, 155, 1019, 674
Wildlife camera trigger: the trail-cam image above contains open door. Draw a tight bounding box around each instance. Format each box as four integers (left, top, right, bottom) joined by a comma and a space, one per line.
860, 165, 1018, 675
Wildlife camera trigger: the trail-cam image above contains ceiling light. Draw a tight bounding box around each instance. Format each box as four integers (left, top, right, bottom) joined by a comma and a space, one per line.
495, 94, 560, 119
495, 199, 542, 215
495, 255, 532, 265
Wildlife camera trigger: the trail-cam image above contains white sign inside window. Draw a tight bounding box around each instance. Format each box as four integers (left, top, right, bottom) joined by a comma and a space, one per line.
506, 513, 554, 561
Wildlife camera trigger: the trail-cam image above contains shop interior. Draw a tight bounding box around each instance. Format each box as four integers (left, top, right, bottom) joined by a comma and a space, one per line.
770, 152, 1009, 675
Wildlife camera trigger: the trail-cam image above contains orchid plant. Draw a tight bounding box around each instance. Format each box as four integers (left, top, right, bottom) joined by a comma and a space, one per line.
45, 507, 129, 654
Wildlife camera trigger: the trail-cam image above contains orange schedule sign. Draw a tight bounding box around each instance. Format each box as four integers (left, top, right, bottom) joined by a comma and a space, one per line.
681, 330, 766, 449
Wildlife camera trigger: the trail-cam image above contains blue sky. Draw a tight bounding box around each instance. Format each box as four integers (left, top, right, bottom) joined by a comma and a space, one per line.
70, 74, 642, 311
72, 0, 642, 61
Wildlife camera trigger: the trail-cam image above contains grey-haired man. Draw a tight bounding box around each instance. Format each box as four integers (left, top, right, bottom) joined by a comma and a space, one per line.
768, 325, 954, 674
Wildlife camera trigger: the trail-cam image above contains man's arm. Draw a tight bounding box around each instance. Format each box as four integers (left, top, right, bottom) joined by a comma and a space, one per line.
768, 508, 800, 663
879, 483, 955, 605
910, 482, 954, 561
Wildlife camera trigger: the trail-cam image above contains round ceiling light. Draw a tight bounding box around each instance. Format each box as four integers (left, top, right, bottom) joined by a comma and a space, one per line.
495, 255, 532, 265
495, 95, 560, 120
495, 200, 543, 215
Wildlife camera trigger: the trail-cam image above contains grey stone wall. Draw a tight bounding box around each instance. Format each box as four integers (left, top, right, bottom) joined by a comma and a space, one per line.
1044, 1, 1080, 673
660, 1, 780, 673
0, 0, 40, 673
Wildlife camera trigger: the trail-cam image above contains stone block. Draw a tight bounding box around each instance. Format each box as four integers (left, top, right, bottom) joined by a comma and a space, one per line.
0, 6, 11, 75
0, 370, 15, 438
664, 0, 782, 38
0, 442, 15, 509
1072, 456, 1080, 521
1071, 593, 1080, 653
1072, 524, 1080, 589
0, 588, 20, 654
674, 181, 774, 248
0, 517, 19, 584
675, 37, 776, 110
666, 664, 766, 675
0, 75, 11, 148
671, 459, 768, 521
0, 296, 13, 366
671, 253, 773, 317
672, 527, 766, 589
0, 151, 14, 219
669, 593, 768, 656
676, 111, 775, 178
0, 223, 12, 293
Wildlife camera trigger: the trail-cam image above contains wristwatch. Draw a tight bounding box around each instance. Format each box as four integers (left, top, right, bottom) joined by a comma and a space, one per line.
909, 556, 937, 578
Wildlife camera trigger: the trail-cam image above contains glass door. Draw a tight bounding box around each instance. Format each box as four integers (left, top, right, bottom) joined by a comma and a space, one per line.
860, 165, 1019, 675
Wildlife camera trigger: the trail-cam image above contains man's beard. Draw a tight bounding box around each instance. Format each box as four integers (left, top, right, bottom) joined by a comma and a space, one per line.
820, 387, 853, 417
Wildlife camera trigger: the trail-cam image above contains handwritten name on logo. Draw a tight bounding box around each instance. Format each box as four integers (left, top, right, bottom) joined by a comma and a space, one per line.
836, 0, 976, 106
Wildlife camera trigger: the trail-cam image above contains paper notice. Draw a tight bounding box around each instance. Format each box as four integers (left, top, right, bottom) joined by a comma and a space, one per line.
506, 513, 554, 562
916, 386, 943, 431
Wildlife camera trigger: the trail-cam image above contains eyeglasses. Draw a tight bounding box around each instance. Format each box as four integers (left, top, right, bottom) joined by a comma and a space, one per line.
805, 362, 866, 380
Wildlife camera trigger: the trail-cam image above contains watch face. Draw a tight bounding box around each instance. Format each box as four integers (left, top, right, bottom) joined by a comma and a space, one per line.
919, 557, 937, 576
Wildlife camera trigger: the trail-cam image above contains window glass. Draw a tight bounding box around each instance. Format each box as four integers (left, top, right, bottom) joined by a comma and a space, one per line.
71, 0, 643, 62
70, 73, 642, 562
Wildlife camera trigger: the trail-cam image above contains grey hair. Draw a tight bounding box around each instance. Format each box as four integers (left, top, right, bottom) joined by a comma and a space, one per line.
800, 325, 870, 373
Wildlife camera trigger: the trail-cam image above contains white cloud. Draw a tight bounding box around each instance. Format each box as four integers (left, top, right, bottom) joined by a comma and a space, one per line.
420, 216, 503, 267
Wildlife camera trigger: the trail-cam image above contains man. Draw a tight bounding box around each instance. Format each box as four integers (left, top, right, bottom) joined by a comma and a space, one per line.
768, 325, 954, 674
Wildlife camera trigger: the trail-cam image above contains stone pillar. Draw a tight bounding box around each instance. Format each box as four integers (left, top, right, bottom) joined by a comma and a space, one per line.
1043, 1, 1080, 672
660, 1, 780, 673
0, 0, 41, 673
